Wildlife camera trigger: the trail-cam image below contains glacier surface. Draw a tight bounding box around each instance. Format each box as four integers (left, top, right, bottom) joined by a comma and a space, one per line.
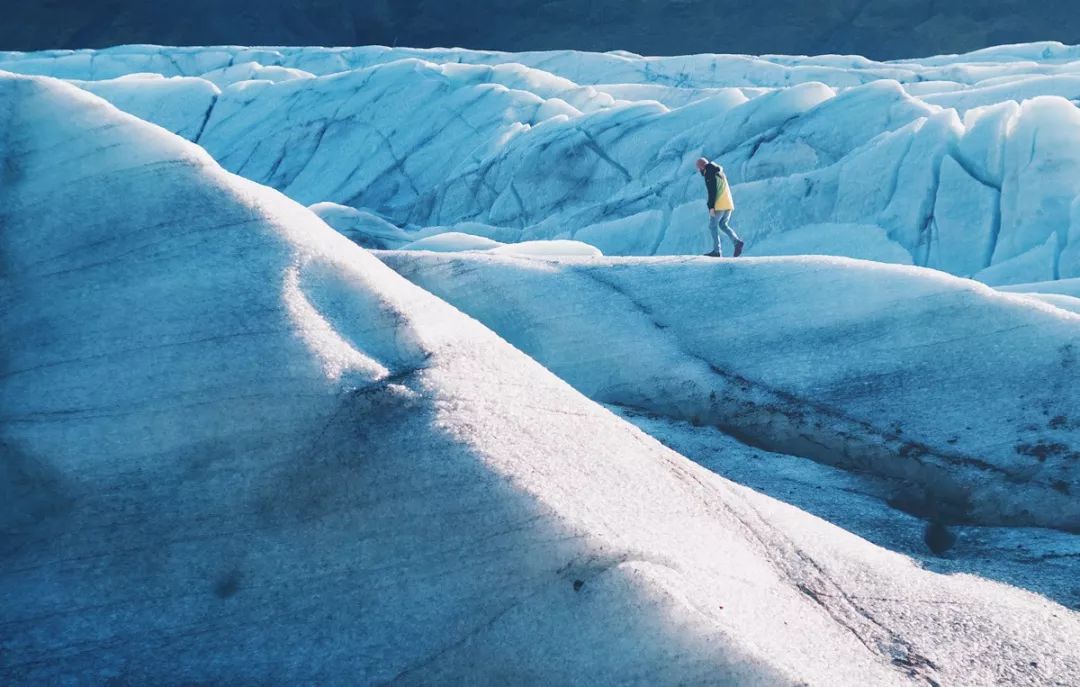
378, 251, 1080, 531
2, 40, 1080, 686
7, 69, 1079, 687
3, 43, 1080, 283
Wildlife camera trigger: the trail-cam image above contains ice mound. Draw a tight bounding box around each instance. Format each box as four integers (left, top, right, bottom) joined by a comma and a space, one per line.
401, 232, 602, 256
308, 201, 412, 249
380, 251, 1080, 531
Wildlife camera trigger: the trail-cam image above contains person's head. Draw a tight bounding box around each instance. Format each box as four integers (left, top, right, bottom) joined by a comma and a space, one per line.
695, 157, 709, 174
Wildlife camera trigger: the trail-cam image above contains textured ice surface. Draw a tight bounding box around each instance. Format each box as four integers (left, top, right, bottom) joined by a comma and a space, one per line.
5, 70, 1080, 687
308, 201, 412, 249
617, 407, 1080, 609
379, 251, 1080, 531
3, 44, 1080, 282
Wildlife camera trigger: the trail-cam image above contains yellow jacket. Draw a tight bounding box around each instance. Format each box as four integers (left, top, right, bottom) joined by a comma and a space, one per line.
713, 174, 734, 211
704, 162, 735, 211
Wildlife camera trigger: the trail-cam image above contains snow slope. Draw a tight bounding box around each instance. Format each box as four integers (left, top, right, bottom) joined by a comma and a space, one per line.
379, 252, 1080, 531
618, 407, 1080, 610
5, 72, 1080, 685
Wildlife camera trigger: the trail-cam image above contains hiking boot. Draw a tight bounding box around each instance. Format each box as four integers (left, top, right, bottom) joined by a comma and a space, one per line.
733, 240, 745, 257
703, 250, 722, 258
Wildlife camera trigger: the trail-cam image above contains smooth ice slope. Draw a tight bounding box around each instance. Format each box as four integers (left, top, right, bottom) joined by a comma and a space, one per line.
5, 73, 1080, 686
308, 201, 411, 248
4, 45, 1080, 283
380, 252, 1080, 531
400, 233, 603, 257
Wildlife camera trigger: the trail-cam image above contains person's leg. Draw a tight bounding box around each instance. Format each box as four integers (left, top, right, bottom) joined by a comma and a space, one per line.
717, 210, 745, 256
707, 212, 721, 255
716, 210, 740, 243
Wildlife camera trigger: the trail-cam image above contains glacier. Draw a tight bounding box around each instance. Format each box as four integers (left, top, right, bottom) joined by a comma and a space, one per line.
377, 251, 1080, 531
2, 43, 1080, 284
1, 40, 1079, 686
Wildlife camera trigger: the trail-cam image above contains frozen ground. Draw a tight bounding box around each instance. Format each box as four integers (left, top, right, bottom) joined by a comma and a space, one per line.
2, 43, 1080, 287
1, 42, 1079, 686
379, 251, 1080, 531
616, 407, 1080, 609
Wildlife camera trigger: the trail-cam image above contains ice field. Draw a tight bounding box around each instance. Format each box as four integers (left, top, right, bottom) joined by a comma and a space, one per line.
2, 43, 1079, 685
3, 43, 1080, 284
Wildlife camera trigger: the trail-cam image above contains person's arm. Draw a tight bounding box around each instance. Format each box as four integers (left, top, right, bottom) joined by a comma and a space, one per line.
705, 169, 718, 209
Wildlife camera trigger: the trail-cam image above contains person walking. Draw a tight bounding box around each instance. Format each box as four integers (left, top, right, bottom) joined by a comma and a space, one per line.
696, 157, 744, 258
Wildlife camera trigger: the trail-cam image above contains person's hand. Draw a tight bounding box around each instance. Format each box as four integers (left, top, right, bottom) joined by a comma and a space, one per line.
709, 209, 716, 217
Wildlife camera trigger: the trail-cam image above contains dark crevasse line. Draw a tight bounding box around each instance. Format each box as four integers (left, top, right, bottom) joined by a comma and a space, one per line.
1053, 229, 1067, 280
191, 94, 218, 145
944, 147, 1005, 272
983, 192, 1004, 271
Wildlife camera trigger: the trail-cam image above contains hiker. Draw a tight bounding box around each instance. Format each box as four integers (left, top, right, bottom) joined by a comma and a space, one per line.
696, 157, 744, 258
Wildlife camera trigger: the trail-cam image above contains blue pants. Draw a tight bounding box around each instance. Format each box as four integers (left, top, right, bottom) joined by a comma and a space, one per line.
708, 210, 740, 253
